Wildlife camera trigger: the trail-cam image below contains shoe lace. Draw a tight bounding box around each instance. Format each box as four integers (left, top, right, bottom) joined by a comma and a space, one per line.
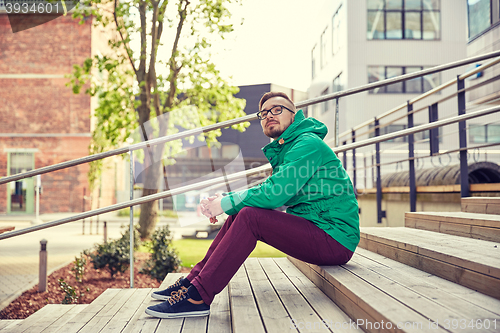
171, 276, 184, 289
168, 286, 188, 305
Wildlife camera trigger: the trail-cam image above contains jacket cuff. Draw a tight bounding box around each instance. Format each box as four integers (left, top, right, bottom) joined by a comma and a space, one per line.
221, 195, 239, 216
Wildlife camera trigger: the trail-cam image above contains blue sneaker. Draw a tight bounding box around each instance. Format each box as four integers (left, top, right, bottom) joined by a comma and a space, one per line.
151, 276, 190, 300
145, 286, 210, 318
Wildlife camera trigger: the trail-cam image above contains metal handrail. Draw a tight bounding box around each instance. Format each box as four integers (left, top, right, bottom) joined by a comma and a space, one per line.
2, 50, 500, 186
331, 105, 500, 152
348, 71, 500, 142
2, 104, 499, 241
0, 164, 270, 240
0, 113, 256, 185
336, 52, 500, 139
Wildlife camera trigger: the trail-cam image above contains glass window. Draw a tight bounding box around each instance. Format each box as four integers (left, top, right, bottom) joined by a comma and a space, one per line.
467, 0, 491, 39
487, 124, 500, 142
405, 12, 422, 39
387, 0, 403, 9
405, 0, 421, 9
423, 11, 440, 39
386, 12, 403, 39
423, 67, 441, 91
386, 67, 404, 93
9, 152, 34, 213
423, 0, 440, 9
367, 0, 440, 40
333, 72, 344, 92
406, 66, 423, 93
321, 88, 329, 114
368, 66, 386, 93
332, 6, 342, 55
368, 65, 440, 94
470, 125, 486, 143
367, 0, 385, 10
321, 28, 328, 68
367, 11, 385, 39
311, 45, 317, 79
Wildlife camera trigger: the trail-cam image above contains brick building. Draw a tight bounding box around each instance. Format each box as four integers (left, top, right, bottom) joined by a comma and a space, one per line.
0, 13, 119, 215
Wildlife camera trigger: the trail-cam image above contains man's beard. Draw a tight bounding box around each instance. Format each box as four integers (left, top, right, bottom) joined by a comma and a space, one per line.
265, 118, 293, 139
267, 127, 285, 139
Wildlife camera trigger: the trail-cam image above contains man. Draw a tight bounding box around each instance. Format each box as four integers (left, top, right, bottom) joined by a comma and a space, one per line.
145, 91, 359, 319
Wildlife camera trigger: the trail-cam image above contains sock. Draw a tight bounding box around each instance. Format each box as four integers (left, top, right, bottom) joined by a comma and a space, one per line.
187, 285, 202, 302
182, 277, 191, 288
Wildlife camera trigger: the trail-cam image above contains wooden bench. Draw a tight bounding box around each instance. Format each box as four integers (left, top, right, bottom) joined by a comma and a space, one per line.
290, 248, 500, 333
359, 226, 500, 299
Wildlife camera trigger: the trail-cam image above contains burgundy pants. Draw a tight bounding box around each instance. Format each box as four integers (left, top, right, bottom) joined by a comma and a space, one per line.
186, 207, 353, 305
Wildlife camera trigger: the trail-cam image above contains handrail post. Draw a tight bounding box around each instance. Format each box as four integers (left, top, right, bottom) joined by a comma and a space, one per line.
39, 239, 47, 292
129, 151, 134, 288
375, 118, 384, 224
103, 221, 107, 244
429, 103, 439, 155
82, 188, 85, 235
457, 76, 470, 198
342, 141, 347, 169
335, 98, 340, 147
352, 129, 357, 197
408, 101, 417, 212
363, 154, 367, 189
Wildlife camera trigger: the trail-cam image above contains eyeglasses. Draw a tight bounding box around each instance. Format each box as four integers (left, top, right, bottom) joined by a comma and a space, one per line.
257, 105, 295, 120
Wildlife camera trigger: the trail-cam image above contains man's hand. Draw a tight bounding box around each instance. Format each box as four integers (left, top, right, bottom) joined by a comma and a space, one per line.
200, 193, 224, 223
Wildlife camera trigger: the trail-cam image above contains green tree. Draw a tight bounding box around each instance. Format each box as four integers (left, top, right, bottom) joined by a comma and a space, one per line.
69, 0, 248, 239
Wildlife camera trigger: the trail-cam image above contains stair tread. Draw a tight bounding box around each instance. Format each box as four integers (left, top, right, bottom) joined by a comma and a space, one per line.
406, 211, 500, 225
290, 252, 500, 333
344, 253, 500, 332
354, 248, 500, 317
360, 227, 500, 277
462, 197, 500, 203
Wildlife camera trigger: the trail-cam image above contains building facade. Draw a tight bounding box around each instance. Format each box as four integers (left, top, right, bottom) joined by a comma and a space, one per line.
465, 0, 500, 144
307, 0, 500, 189
0, 12, 121, 215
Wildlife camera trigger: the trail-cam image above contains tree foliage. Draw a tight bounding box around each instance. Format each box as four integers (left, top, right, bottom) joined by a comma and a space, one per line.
68, 0, 248, 238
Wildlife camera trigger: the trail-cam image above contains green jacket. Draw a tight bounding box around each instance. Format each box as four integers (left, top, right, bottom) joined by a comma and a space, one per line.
220, 110, 360, 252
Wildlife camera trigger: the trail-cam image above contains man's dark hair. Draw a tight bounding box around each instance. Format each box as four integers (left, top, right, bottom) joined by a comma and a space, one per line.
259, 91, 295, 111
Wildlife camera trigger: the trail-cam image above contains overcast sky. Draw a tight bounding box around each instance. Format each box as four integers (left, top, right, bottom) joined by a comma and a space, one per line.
210, 0, 323, 92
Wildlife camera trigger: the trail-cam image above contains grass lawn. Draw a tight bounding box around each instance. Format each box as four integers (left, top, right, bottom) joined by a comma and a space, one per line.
171, 239, 286, 268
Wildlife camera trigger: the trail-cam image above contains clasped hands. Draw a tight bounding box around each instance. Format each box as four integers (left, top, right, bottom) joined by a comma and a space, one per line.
200, 193, 224, 224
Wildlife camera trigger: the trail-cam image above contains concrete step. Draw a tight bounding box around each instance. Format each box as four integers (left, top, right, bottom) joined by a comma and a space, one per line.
289, 248, 500, 333
358, 227, 500, 299
462, 197, 500, 215
405, 211, 500, 242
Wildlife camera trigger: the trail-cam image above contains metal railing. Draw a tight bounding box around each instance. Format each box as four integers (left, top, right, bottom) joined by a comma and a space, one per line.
2, 50, 500, 288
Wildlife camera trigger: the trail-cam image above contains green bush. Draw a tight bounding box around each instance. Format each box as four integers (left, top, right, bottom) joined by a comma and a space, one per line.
58, 278, 89, 304
71, 254, 87, 283
87, 226, 140, 277
142, 225, 181, 281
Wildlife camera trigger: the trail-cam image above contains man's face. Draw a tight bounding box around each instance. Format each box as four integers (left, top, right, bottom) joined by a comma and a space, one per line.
260, 97, 296, 139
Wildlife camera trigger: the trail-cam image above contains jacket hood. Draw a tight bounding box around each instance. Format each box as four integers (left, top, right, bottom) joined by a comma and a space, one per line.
262, 109, 328, 151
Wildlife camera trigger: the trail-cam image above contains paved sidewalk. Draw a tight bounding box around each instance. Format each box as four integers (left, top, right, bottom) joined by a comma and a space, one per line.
0, 211, 215, 311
